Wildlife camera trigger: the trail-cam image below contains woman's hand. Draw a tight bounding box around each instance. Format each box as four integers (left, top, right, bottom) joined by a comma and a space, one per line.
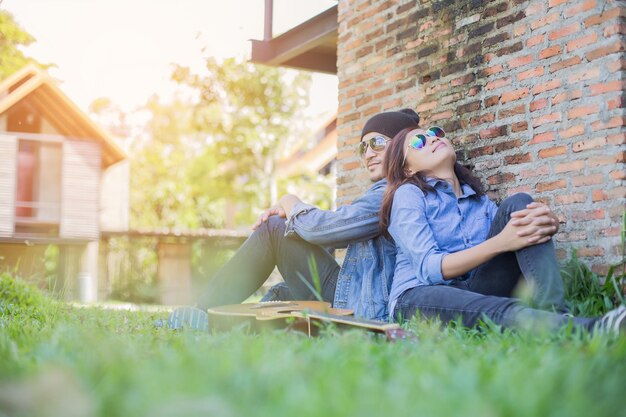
495, 218, 551, 252
509, 202, 559, 243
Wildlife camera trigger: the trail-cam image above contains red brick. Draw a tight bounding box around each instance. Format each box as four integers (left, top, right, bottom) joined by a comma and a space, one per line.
509, 55, 534, 69
607, 186, 626, 199
451, 73, 476, 87
471, 113, 496, 126
430, 109, 454, 121
504, 153, 532, 164
590, 80, 624, 95
604, 22, 626, 37
526, 34, 545, 48
532, 79, 561, 94
518, 67, 544, 81
511, 121, 528, 132
539, 45, 562, 59
566, 33, 598, 52
568, 104, 599, 120
501, 88, 529, 104
521, 165, 549, 178
548, 23, 580, 41
572, 173, 604, 186
587, 155, 617, 167
531, 13, 559, 30
498, 105, 526, 119
539, 146, 567, 158
584, 7, 626, 27
536, 180, 566, 192
586, 41, 626, 61
552, 89, 582, 105
483, 64, 504, 76
526, 2, 545, 16
549, 56, 582, 73
607, 133, 626, 145
532, 112, 562, 127
488, 172, 516, 185
568, 68, 601, 83
556, 230, 588, 242
610, 170, 626, 180
506, 185, 533, 196
591, 116, 626, 131
548, 0, 567, 7
573, 137, 607, 152
560, 125, 585, 139
530, 98, 548, 112
564, 0, 595, 18
608, 97, 622, 110
479, 126, 507, 139
577, 246, 605, 257
555, 160, 584, 173
485, 77, 512, 90
555, 194, 587, 204
485, 96, 500, 107
531, 131, 555, 144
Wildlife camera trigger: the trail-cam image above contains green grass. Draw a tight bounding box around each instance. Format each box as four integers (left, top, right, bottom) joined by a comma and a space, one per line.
1, 272, 626, 417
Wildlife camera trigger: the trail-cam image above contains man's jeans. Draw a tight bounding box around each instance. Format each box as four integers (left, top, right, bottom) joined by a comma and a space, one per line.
394, 194, 597, 332
197, 216, 339, 310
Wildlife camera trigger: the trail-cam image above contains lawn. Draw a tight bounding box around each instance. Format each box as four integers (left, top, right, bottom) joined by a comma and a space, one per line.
1, 271, 626, 417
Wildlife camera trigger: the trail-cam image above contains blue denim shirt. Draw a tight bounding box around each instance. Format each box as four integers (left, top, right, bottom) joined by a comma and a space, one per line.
388, 179, 497, 317
284, 179, 396, 320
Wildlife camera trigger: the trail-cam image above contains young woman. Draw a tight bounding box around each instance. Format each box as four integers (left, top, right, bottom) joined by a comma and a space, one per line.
380, 125, 626, 334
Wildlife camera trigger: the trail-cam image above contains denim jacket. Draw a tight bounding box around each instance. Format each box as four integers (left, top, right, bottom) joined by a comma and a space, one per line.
284, 179, 396, 321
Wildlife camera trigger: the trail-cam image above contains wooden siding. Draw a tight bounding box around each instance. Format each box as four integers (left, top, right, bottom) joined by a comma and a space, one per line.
0, 135, 17, 237
60, 140, 101, 240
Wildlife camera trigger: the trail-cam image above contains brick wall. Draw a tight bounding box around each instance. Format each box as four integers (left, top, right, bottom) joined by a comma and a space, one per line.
336, 0, 626, 273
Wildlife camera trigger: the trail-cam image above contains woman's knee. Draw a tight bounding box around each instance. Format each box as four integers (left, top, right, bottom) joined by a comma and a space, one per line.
500, 193, 533, 212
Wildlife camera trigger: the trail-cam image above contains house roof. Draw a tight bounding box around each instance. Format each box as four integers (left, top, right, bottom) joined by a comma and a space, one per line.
0, 64, 126, 167
250, 5, 338, 74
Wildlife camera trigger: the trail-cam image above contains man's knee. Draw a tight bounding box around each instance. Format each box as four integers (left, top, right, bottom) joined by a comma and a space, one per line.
253, 215, 287, 241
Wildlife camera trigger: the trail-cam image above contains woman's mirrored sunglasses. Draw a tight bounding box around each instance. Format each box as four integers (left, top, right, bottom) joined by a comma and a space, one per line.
407, 126, 446, 150
358, 135, 390, 158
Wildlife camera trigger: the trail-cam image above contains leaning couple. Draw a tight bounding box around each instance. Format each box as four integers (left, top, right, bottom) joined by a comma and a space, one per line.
170, 109, 626, 335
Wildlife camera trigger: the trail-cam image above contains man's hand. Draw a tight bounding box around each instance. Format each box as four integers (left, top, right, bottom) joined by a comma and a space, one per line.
509, 202, 559, 243
252, 205, 286, 230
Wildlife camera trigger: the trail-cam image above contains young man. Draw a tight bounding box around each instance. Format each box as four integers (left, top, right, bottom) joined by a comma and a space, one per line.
169, 109, 422, 329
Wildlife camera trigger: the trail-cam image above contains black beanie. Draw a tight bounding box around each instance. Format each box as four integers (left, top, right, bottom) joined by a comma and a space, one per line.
360, 108, 421, 140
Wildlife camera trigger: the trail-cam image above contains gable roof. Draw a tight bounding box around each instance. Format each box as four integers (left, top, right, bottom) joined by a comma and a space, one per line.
0, 64, 126, 167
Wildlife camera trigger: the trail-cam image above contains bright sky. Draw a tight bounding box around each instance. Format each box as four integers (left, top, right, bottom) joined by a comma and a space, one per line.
3, 0, 338, 122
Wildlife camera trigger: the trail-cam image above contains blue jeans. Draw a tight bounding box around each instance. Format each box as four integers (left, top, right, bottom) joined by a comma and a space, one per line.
197, 216, 339, 310
394, 285, 597, 332
463, 193, 567, 312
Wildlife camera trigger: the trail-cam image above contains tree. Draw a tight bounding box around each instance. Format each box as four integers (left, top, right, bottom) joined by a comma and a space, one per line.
0, 11, 47, 80
130, 57, 313, 229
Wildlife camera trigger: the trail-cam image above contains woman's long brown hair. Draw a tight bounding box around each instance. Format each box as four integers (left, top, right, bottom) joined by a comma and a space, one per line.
379, 127, 486, 239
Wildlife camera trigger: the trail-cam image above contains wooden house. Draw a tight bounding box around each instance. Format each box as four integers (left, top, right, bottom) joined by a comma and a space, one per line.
0, 64, 129, 301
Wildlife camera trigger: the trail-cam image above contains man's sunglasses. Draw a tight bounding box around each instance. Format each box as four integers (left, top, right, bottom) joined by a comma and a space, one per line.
403, 126, 446, 166
358, 135, 390, 158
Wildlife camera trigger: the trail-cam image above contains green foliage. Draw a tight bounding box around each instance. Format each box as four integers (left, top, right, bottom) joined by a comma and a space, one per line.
561, 251, 625, 317
0, 11, 48, 80
130, 58, 314, 230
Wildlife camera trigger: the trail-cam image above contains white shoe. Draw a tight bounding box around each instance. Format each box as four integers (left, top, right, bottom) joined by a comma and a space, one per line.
596, 305, 626, 335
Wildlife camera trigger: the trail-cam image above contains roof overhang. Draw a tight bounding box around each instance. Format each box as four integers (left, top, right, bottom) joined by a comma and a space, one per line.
250, 5, 338, 74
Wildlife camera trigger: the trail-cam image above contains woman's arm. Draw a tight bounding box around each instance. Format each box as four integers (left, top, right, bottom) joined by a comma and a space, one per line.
440, 219, 548, 279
